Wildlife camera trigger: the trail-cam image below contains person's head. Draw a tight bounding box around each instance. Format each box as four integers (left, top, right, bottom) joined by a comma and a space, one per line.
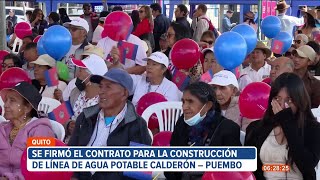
270, 57, 294, 83
284, 44, 297, 58
303, 11, 316, 28
48, 12, 60, 24
131, 10, 140, 27
182, 82, 219, 124
251, 41, 271, 65
200, 30, 215, 48
275, 1, 289, 14
139, 6, 153, 24
226, 10, 234, 18
294, 34, 309, 48
98, 11, 109, 25
264, 73, 316, 127
145, 52, 169, 80
244, 11, 255, 24
166, 22, 191, 48
306, 41, 320, 64
175, 4, 188, 18
90, 68, 133, 111
159, 33, 168, 51
292, 45, 316, 71
81, 44, 105, 60
31, 9, 44, 22
202, 48, 223, 74
316, 7, 320, 19
9, 9, 15, 17
112, 6, 123, 12
31, 54, 56, 82
150, 3, 162, 17
65, 120, 75, 135
64, 18, 89, 44
209, 70, 239, 108
83, 3, 92, 16
26, 10, 33, 21
1, 82, 42, 121
194, 4, 207, 17
20, 35, 34, 53
2, 54, 22, 72
23, 42, 38, 62
58, 8, 68, 16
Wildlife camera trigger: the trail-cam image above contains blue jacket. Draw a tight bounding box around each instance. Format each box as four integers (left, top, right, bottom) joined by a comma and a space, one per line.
222, 15, 232, 33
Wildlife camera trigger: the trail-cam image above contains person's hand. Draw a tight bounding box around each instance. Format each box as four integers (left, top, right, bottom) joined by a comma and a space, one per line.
271, 99, 283, 115
54, 89, 63, 102
198, 42, 209, 49
110, 46, 120, 64
231, 23, 237, 27
301, 6, 308, 12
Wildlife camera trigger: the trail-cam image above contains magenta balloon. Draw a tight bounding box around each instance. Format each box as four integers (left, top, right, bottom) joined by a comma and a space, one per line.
136, 92, 167, 116
14, 22, 32, 39
152, 131, 172, 146
171, 38, 200, 70
202, 172, 256, 180
103, 11, 133, 41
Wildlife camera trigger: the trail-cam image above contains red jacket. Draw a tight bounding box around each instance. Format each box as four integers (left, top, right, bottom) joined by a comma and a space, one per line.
133, 18, 153, 37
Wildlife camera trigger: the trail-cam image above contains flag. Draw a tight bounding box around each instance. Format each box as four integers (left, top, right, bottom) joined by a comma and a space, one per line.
123, 142, 152, 180
117, 41, 139, 64
44, 67, 59, 87
272, 40, 283, 55
48, 101, 74, 124
172, 69, 190, 91
200, 69, 214, 83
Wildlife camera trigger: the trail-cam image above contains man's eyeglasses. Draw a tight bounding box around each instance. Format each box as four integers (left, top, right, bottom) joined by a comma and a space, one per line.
202, 40, 214, 45
165, 33, 175, 39
294, 40, 302, 44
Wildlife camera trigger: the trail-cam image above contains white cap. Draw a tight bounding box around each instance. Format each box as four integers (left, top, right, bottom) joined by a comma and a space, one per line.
31, 54, 56, 67
144, 52, 169, 68
209, 70, 239, 90
202, 47, 214, 54
63, 17, 89, 33
72, 54, 108, 76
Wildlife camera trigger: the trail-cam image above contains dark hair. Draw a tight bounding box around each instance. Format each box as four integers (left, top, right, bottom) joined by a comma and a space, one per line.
3, 54, 22, 68
112, 6, 123, 12
99, 11, 109, 18
48, 12, 60, 23
203, 49, 214, 58
131, 10, 140, 32
22, 99, 39, 118
170, 22, 191, 42
306, 41, 320, 55
227, 10, 234, 14
25, 42, 37, 51
244, 17, 255, 25
303, 12, 316, 28
150, 3, 162, 13
58, 8, 67, 16
177, 4, 188, 17
160, 64, 172, 81
197, 4, 207, 13
200, 30, 215, 42
83, 3, 91, 8
184, 82, 221, 113
30, 9, 43, 23
23, 35, 34, 42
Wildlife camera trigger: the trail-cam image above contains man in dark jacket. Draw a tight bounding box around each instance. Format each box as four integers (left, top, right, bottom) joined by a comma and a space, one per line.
174, 4, 192, 38
68, 68, 152, 180
150, 3, 171, 52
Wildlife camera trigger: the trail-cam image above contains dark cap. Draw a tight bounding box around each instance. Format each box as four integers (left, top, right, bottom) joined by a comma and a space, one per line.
90, 68, 133, 95
0, 81, 42, 111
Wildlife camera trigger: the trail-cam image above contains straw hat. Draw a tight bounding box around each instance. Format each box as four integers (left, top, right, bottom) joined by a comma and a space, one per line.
275, 0, 290, 10
81, 44, 104, 58
255, 41, 272, 58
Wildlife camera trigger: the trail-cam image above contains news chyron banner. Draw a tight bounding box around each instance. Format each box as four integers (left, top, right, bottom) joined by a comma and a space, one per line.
27, 138, 257, 172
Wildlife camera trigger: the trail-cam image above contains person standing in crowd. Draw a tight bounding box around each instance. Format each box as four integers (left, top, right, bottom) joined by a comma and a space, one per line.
298, 10, 319, 40
222, 10, 236, 33
133, 6, 155, 50
245, 72, 320, 180
150, 3, 171, 52
2, 54, 22, 73
270, 57, 294, 84
6, 9, 17, 26
192, 4, 210, 42
48, 12, 60, 27
69, 68, 151, 179
131, 10, 140, 32
202, 47, 223, 74
284, 44, 296, 59
63, 120, 75, 144
243, 11, 257, 32
30, 9, 48, 35
174, 4, 192, 38
22, 42, 38, 79
112, 6, 123, 12
92, 11, 109, 45
25, 10, 33, 23
292, 45, 320, 108
294, 34, 309, 48
275, 0, 305, 37
63, 18, 89, 80
80, 3, 99, 43
307, 41, 320, 76
159, 33, 169, 55
165, 82, 241, 179
59, 8, 71, 24
0, 82, 54, 179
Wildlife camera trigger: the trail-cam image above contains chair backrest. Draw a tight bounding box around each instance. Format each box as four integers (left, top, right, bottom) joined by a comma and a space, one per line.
38, 97, 61, 116
240, 131, 246, 146
0, 97, 4, 116
141, 101, 183, 132
148, 128, 153, 144
312, 106, 320, 122
0, 115, 7, 123
11, 38, 22, 54
49, 120, 65, 141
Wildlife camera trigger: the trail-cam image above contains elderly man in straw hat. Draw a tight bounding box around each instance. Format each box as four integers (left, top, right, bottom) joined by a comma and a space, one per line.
239, 42, 272, 91
275, 0, 306, 37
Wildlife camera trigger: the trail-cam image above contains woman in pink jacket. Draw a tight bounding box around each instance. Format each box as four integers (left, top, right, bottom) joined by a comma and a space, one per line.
0, 82, 54, 180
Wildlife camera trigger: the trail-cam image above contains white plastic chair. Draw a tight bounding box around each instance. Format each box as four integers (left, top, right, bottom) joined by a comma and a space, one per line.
38, 97, 61, 116
148, 128, 153, 144
141, 101, 183, 132
49, 120, 65, 141
0, 115, 7, 123
240, 131, 246, 146
312, 106, 320, 122
0, 97, 4, 116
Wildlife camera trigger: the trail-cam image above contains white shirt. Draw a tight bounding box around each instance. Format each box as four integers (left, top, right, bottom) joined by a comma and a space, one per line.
239, 63, 271, 91
92, 25, 104, 44
97, 34, 147, 69
63, 44, 82, 80
192, 15, 210, 42
278, 14, 304, 37
62, 78, 77, 101
130, 74, 182, 107
41, 81, 67, 99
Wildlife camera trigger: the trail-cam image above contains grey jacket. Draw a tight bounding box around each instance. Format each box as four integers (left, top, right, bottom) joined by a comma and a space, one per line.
68, 101, 152, 180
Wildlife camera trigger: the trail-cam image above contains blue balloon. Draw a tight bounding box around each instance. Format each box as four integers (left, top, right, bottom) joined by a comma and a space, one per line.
214, 32, 247, 70
261, 16, 281, 38
37, 37, 47, 55
42, 25, 72, 60
271, 31, 293, 55
231, 24, 257, 55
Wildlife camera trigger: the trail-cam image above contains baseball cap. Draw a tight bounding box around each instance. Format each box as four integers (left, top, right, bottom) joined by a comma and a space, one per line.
0, 81, 42, 111
208, 70, 239, 90
31, 54, 56, 67
72, 54, 108, 76
90, 68, 133, 95
202, 47, 214, 54
81, 45, 104, 58
293, 45, 316, 62
143, 52, 169, 68
63, 17, 89, 33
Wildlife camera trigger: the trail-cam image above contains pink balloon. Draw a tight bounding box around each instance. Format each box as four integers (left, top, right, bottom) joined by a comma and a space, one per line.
33, 35, 42, 43
103, 11, 133, 41
202, 172, 256, 180
171, 39, 200, 70
239, 82, 271, 119
14, 22, 32, 39
262, 77, 271, 85
0, 67, 31, 90
136, 92, 167, 116
21, 139, 73, 180
234, 67, 240, 79
152, 131, 172, 146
